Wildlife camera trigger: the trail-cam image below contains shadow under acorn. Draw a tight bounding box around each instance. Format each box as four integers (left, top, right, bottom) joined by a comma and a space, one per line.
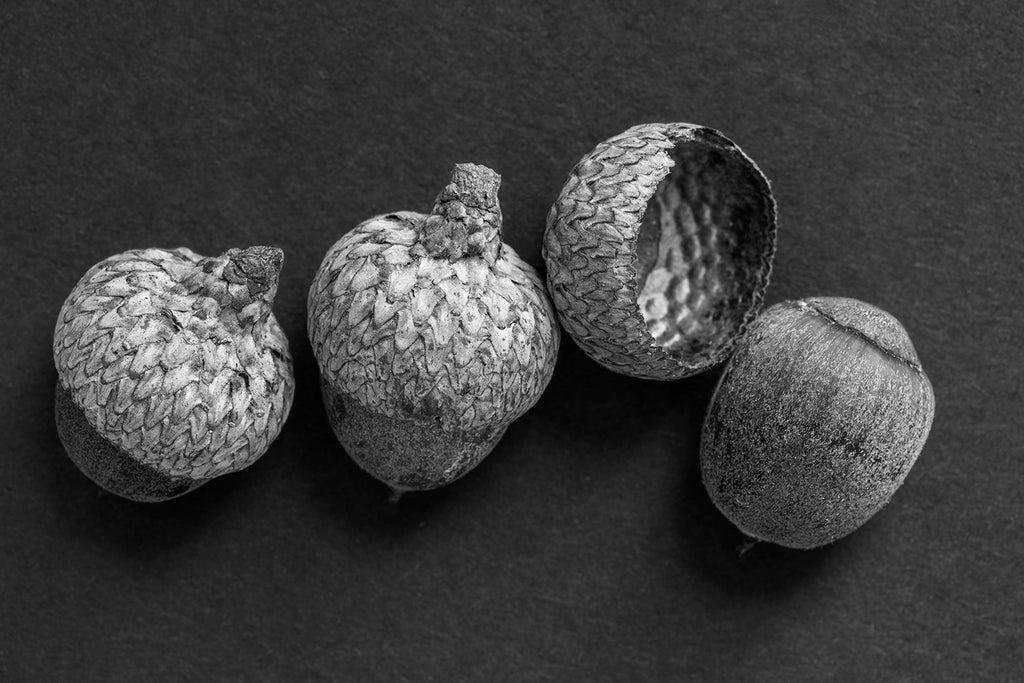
672, 407, 855, 598
41, 373, 238, 561
522, 334, 849, 594
289, 349, 463, 539
537, 339, 705, 456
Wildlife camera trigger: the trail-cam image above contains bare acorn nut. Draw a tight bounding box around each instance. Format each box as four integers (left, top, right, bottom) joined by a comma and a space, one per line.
700, 297, 935, 549
308, 163, 560, 494
52, 246, 295, 502
543, 122, 777, 380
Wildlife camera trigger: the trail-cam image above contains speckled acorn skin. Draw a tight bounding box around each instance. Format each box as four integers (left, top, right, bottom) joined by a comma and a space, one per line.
53, 246, 294, 502
700, 297, 935, 549
308, 163, 560, 493
543, 122, 776, 380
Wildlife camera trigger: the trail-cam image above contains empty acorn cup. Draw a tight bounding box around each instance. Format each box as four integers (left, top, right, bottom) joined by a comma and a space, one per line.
52, 246, 295, 502
543, 122, 777, 380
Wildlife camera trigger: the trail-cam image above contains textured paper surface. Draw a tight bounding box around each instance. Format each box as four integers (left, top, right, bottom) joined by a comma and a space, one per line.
1, 1, 1021, 680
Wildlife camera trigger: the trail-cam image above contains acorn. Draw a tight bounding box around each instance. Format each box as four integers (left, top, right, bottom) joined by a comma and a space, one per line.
308, 163, 560, 495
700, 297, 935, 549
543, 122, 777, 380
53, 246, 294, 502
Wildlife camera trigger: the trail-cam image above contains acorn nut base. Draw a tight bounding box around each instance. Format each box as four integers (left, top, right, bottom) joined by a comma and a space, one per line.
321, 381, 507, 493
55, 382, 202, 501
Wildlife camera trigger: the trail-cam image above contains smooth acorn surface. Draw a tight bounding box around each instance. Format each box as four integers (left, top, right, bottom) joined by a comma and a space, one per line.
700, 297, 935, 548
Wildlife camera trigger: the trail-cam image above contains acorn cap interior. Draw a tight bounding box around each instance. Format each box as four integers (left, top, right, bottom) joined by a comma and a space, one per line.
634, 134, 774, 358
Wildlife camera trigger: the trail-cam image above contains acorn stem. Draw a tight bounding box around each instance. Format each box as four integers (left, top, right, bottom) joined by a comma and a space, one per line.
228, 246, 284, 297
420, 163, 502, 264
737, 537, 760, 557
387, 488, 405, 505
190, 246, 284, 328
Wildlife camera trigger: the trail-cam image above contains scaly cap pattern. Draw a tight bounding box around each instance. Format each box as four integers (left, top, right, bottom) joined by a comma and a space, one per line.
308, 164, 559, 437
543, 123, 777, 380
53, 246, 294, 480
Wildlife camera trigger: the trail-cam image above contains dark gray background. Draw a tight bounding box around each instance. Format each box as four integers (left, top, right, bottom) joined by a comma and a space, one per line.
2, 1, 1021, 680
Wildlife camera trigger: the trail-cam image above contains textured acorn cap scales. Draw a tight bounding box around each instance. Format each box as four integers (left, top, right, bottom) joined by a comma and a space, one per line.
543, 122, 777, 380
308, 163, 560, 495
52, 246, 294, 501
700, 297, 935, 549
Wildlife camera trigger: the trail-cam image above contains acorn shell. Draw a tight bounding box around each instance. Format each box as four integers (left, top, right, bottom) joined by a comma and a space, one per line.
543, 123, 777, 380
700, 297, 935, 549
52, 247, 294, 501
308, 164, 560, 492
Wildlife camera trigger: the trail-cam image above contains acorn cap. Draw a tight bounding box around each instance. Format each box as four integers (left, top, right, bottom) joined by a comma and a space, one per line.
308, 163, 560, 491
53, 246, 294, 500
543, 123, 777, 380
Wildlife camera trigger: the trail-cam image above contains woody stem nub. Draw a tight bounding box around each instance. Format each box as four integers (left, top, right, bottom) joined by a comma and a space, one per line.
420, 163, 503, 265
189, 246, 284, 329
